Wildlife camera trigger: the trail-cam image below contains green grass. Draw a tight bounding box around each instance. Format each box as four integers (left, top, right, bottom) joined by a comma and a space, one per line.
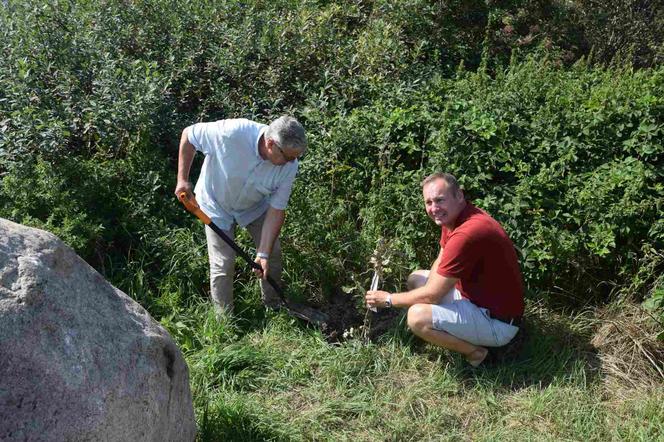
157, 288, 664, 442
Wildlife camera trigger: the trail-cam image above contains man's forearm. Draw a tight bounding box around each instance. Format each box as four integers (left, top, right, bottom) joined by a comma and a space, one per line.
177, 129, 196, 184
391, 285, 441, 307
392, 270, 458, 308
258, 207, 285, 255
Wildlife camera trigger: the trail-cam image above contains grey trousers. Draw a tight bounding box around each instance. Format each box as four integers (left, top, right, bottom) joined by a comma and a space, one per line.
204, 212, 283, 312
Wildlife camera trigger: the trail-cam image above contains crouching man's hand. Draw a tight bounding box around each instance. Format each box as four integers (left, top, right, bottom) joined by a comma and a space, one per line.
366, 290, 392, 309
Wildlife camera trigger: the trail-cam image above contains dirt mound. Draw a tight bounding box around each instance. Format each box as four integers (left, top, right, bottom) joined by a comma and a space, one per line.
318, 289, 364, 341
317, 289, 401, 342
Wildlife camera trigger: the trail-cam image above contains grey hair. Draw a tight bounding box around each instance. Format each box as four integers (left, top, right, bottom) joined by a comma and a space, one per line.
421, 172, 461, 194
265, 116, 308, 156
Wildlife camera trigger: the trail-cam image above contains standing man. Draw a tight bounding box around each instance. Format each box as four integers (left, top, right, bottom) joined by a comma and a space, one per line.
366, 173, 524, 367
175, 116, 307, 313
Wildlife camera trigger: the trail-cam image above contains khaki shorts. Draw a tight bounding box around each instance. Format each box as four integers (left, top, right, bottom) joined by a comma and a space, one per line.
431, 288, 519, 347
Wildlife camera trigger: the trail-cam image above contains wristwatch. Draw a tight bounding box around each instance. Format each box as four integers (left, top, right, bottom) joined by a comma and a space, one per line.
384, 294, 392, 308
256, 252, 269, 259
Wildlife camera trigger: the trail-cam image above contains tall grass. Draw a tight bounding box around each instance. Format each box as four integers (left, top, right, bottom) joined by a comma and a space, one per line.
161, 290, 663, 441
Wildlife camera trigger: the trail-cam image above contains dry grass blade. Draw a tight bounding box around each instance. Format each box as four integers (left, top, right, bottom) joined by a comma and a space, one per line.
591, 303, 664, 399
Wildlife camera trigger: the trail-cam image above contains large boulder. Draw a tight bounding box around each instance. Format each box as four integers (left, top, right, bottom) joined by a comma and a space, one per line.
0, 218, 196, 441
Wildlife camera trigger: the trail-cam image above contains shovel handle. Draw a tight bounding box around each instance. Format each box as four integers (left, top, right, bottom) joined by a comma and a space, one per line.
179, 192, 212, 225
178, 191, 285, 299
176, 191, 327, 324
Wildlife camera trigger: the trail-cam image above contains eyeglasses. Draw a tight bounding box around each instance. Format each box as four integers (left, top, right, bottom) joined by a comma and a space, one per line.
275, 143, 299, 163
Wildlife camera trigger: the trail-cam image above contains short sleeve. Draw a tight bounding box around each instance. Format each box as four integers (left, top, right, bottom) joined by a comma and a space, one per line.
268, 163, 298, 210
437, 231, 475, 279
187, 122, 220, 155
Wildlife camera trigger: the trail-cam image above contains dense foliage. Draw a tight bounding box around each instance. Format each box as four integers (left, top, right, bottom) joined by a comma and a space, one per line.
2, 0, 661, 313
2, 1, 663, 439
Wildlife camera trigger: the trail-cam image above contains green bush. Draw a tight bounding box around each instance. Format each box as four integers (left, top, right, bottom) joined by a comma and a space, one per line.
1, 0, 662, 315
294, 59, 663, 305
575, 0, 664, 68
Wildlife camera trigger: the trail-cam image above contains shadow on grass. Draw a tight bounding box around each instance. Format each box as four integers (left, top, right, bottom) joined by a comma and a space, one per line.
198, 399, 290, 442
454, 313, 602, 390
218, 284, 604, 393
374, 308, 602, 391
227, 281, 304, 336
233, 296, 325, 342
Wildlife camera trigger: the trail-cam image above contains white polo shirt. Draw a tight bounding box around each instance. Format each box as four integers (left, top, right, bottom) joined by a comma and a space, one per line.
187, 118, 298, 231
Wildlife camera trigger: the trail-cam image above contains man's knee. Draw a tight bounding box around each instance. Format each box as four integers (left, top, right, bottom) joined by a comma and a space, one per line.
209, 256, 235, 276
407, 304, 432, 333
407, 270, 429, 290
207, 237, 236, 276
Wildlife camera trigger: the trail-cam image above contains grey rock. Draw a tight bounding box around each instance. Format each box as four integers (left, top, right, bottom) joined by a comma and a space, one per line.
0, 218, 196, 441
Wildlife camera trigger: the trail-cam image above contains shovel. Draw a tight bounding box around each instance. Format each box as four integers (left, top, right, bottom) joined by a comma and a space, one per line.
178, 192, 328, 326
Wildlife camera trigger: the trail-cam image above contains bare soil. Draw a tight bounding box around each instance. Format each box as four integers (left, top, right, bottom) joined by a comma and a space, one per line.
317, 289, 401, 342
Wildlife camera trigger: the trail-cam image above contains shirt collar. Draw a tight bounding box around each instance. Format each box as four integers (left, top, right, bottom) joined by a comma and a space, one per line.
255, 126, 267, 159
452, 202, 474, 230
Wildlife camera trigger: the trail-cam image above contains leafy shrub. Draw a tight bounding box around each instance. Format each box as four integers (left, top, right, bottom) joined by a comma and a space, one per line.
575, 0, 664, 68
294, 58, 663, 306
1, 0, 662, 315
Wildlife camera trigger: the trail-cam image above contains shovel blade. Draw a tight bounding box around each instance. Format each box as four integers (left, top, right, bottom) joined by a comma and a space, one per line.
283, 302, 328, 326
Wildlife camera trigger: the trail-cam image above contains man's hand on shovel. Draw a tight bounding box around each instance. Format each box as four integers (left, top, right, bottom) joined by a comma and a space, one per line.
177, 190, 329, 326
175, 181, 194, 203
253, 256, 269, 280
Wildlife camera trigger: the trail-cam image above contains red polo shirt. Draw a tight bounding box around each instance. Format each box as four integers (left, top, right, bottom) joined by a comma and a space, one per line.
437, 203, 524, 320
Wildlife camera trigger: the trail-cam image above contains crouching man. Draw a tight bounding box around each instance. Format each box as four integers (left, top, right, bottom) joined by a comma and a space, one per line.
366, 173, 524, 367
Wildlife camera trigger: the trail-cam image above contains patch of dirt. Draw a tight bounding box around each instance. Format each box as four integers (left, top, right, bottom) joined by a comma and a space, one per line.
365, 308, 402, 341
282, 288, 403, 343
316, 289, 401, 342
317, 289, 364, 342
